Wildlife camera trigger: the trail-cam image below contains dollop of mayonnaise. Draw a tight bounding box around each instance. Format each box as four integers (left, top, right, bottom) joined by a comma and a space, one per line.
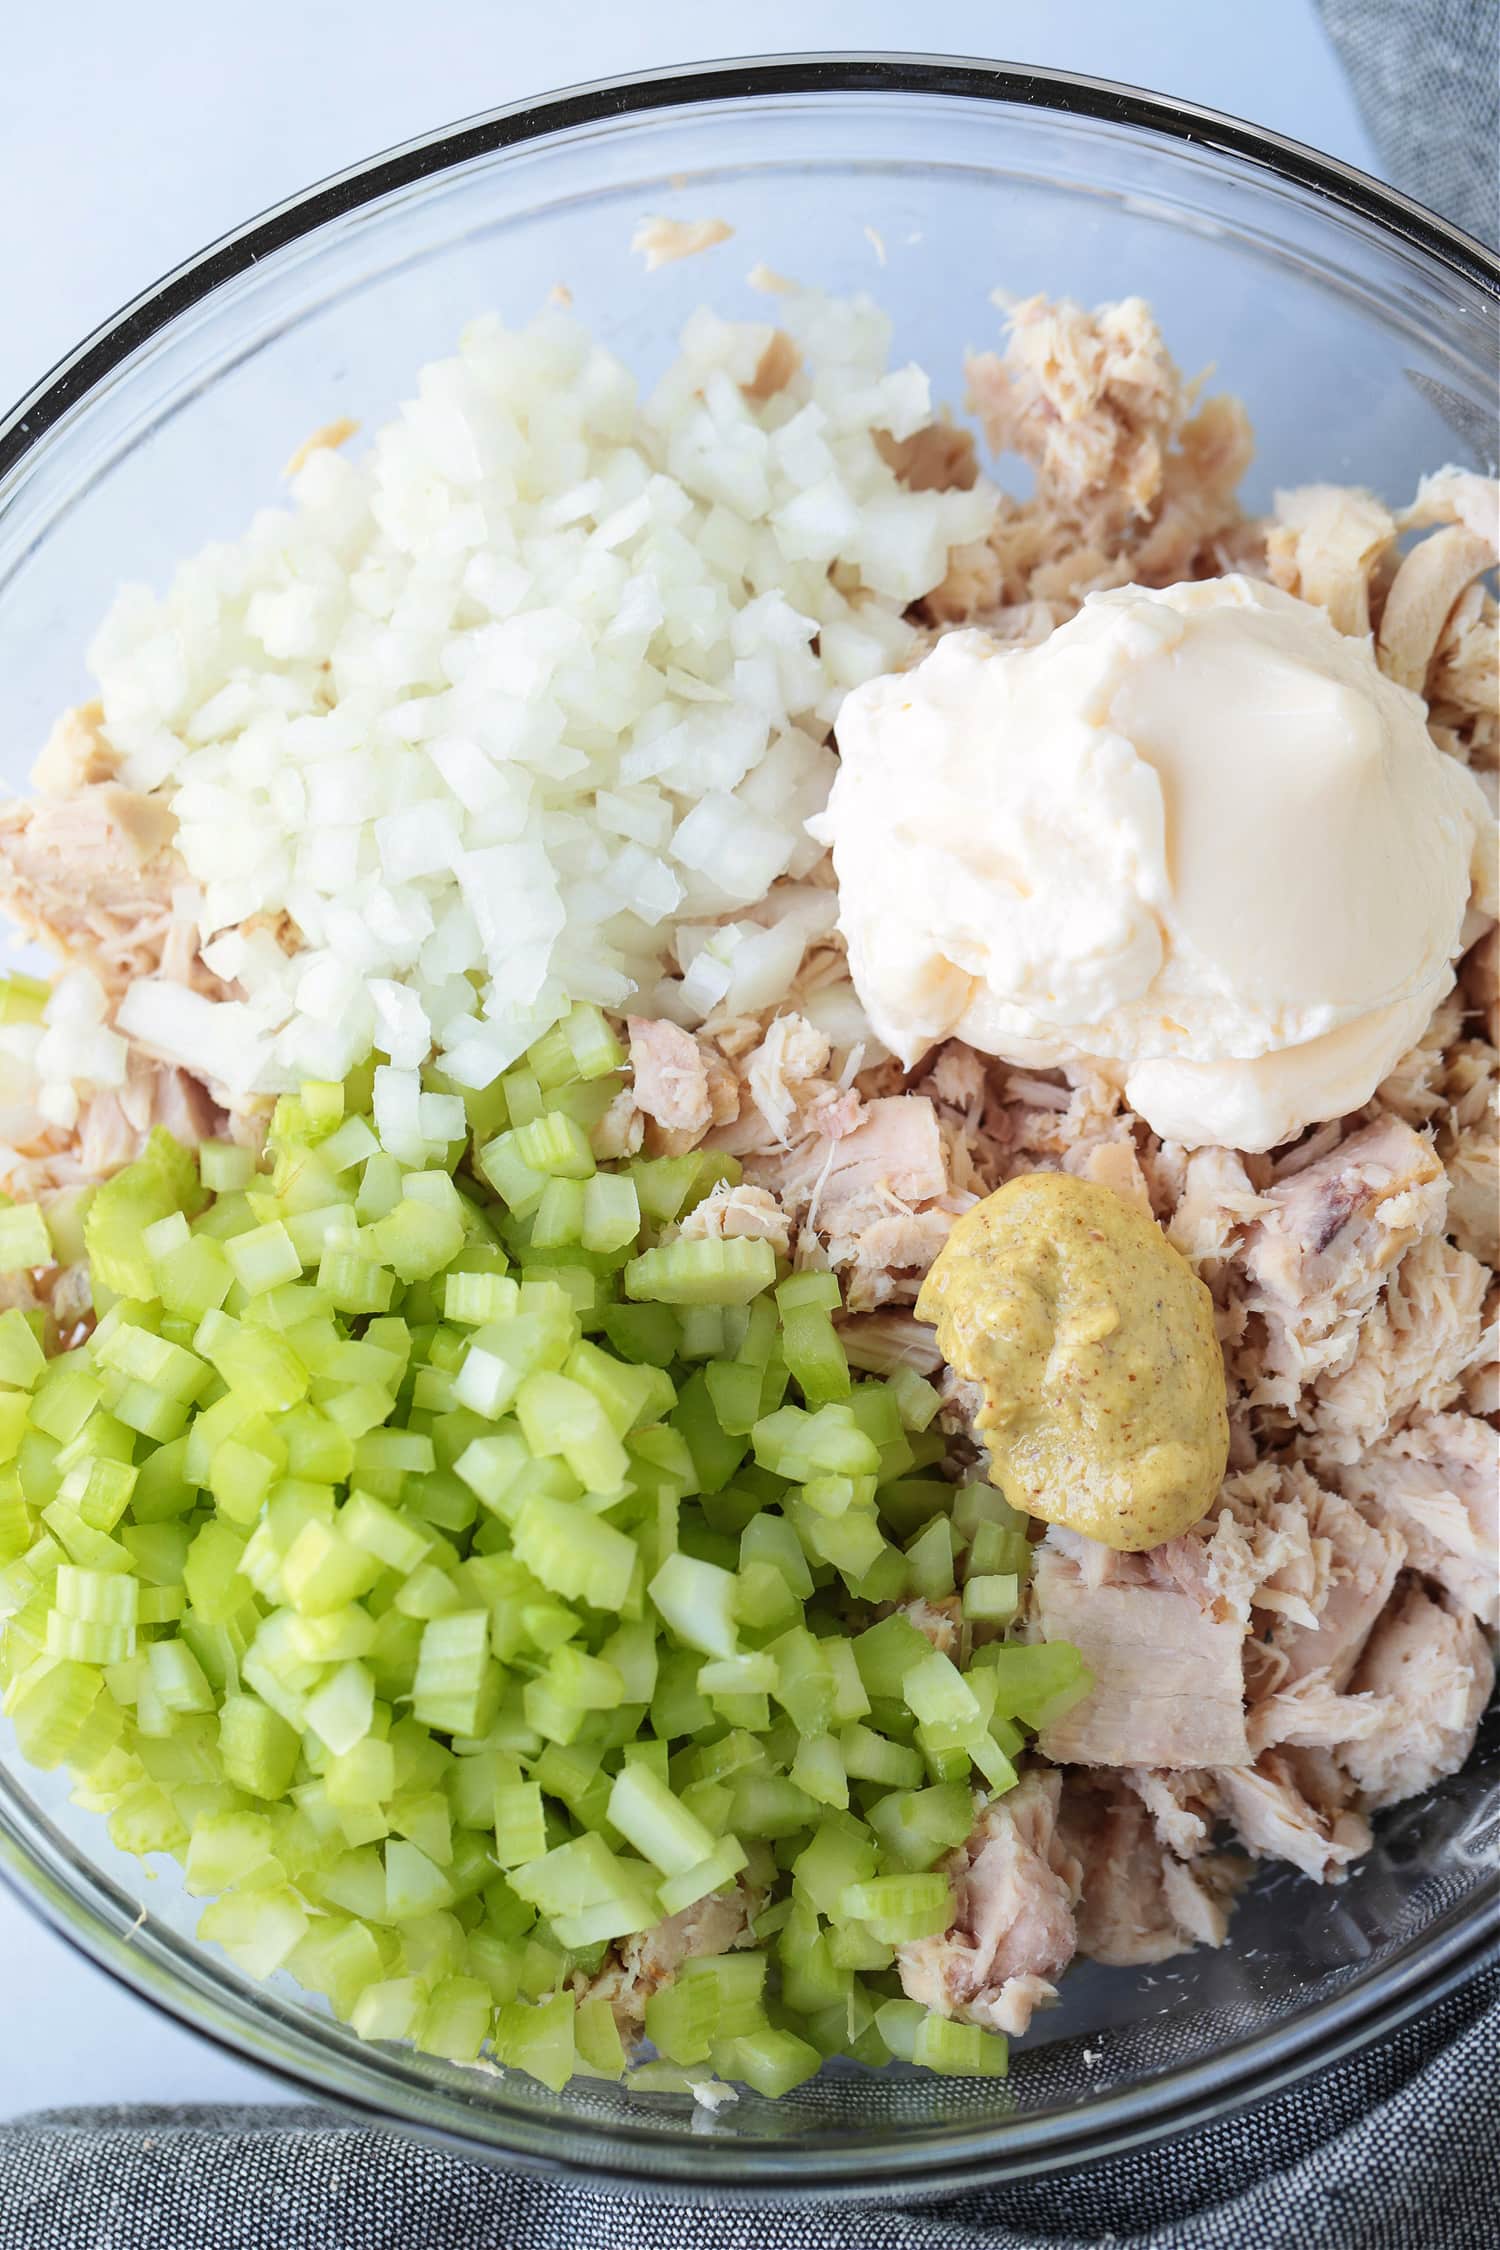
813, 577, 1497, 1150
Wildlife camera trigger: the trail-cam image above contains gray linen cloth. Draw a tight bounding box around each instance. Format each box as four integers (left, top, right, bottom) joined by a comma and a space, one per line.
1317, 0, 1498, 245
2, 8, 1497, 2247
2, 1965, 1496, 2248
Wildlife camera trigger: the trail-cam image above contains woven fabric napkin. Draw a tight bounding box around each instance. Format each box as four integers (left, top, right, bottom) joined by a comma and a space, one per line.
2, 1965, 1496, 2249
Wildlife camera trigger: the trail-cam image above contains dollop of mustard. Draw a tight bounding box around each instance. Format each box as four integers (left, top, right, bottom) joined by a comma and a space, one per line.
916, 1172, 1229, 1551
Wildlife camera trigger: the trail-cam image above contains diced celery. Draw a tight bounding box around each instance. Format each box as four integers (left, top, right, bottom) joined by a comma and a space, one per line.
0, 1202, 56, 1274
625, 1238, 775, 1307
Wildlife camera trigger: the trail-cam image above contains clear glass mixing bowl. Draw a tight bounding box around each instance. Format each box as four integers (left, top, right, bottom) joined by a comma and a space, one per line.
0, 54, 1495, 2199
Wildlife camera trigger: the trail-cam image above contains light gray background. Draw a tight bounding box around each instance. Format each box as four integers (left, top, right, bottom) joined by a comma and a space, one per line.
0, 0, 1380, 2118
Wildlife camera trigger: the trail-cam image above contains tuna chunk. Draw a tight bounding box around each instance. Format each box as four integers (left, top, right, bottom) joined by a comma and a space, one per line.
754, 1095, 952, 1311
582, 1881, 757, 2041
1057, 1777, 1241, 1965
30, 702, 119, 795
896, 1594, 965, 1659
626, 1017, 712, 1149
1215, 1749, 1372, 1882
1029, 1534, 1250, 1770
1310, 1232, 1489, 1461
1167, 1146, 1269, 1268
766, 1095, 947, 1225
0, 784, 181, 989
743, 1013, 832, 1143
1267, 1485, 1405, 1689
896, 1771, 1081, 2037
676, 1181, 791, 1259
1441, 1095, 1497, 1269
1337, 1413, 1499, 1629
1265, 483, 1397, 638
1340, 1585, 1495, 1811
1236, 1117, 1447, 1407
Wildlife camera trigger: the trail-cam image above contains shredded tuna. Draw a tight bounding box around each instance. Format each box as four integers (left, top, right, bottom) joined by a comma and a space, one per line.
30, 702, 120, 796
0, 784, 184, 992
1377, 526, 1496, 694
1265, 483, 1397, 637
581, 1881, 758, 2041
1214, 1750, 1372, 1883
1340, 1585, 1494, 1811
625, 1017, 712, 1150
1337, 1414, 1499, 1630
677, 1180, 792, 1260
1309, 1230, 1489, 1460
895, 1771, 1081, 2036
1058, 1777, 1241, 1965
1234, 1116, 1448, 1407
1266, 1485, 1405, 1689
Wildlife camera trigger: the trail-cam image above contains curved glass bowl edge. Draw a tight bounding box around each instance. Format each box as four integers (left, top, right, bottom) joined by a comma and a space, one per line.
2, 51, 1497, 479
2, 1767, 1495, 2196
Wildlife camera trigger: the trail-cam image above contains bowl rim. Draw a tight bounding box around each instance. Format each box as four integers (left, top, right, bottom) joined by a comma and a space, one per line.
0, 49, 1496, 2194
2, 49, 1496, 477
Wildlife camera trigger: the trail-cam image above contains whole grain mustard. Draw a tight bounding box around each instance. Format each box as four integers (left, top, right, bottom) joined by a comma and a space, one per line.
917, 1171, 1229, 1551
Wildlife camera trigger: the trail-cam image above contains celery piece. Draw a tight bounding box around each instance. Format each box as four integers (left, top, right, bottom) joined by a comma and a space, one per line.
866, 1780, 974, 1872
977, 1640, 1094, 1730
791, 1732, 848, 1811
649, 1550, 739, 1660
913, 2013, 1008, 2078
444, 1272, 518, 1327
581, 1172, 639, 1255
844, 1872, 954, 1943
608, 1763, 719, 1877
625, 1237, 774, 1307
560, 1003, 625, 1082
717, 2027, 820, 2098
780, 1308, 852, 1407
594, 1302, 674, 1369
198, 1886, 309, 1979
511, 1112, 595, 1182
545, 1643, 623, 1711
0, 1202, 56, 1275
513, 1494, 636, 1614
962, 1573, 1020, 1625
225, 1221, 303, 1298
671, 1370, 748, 1495
851, 1612, 932, 1700
198, 1140, 257, 1197
703, 1358, 764, 1438
0, 970, 48, 1024
905, 1515, 957, 1601
385, 1839, 455, 1920
305, 1660, 377, 1756
493, 1781, 548, 1870
218, 1693, 301, 1799
411, 1613, 493, 1736
751, 1402, 880, 1484
0, 1308, 47, 1391
494, 1992, 576, 2094
420, 1974, 492, 2063
8, 1657, 101, 1769
515, 1371, 629, 1493
739, 1511, 814, 1601
181, 1520, 250, 1624
84, 1133, 204, 1300
351, 1975, 426, 2046
530, 1177, 586, 1250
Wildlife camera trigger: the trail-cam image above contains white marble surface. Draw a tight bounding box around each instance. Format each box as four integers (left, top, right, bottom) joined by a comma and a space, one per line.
0, 0, 1380, 2122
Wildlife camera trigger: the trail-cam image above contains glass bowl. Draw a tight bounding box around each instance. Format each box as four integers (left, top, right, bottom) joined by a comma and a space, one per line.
0, 54, 1495, 2200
